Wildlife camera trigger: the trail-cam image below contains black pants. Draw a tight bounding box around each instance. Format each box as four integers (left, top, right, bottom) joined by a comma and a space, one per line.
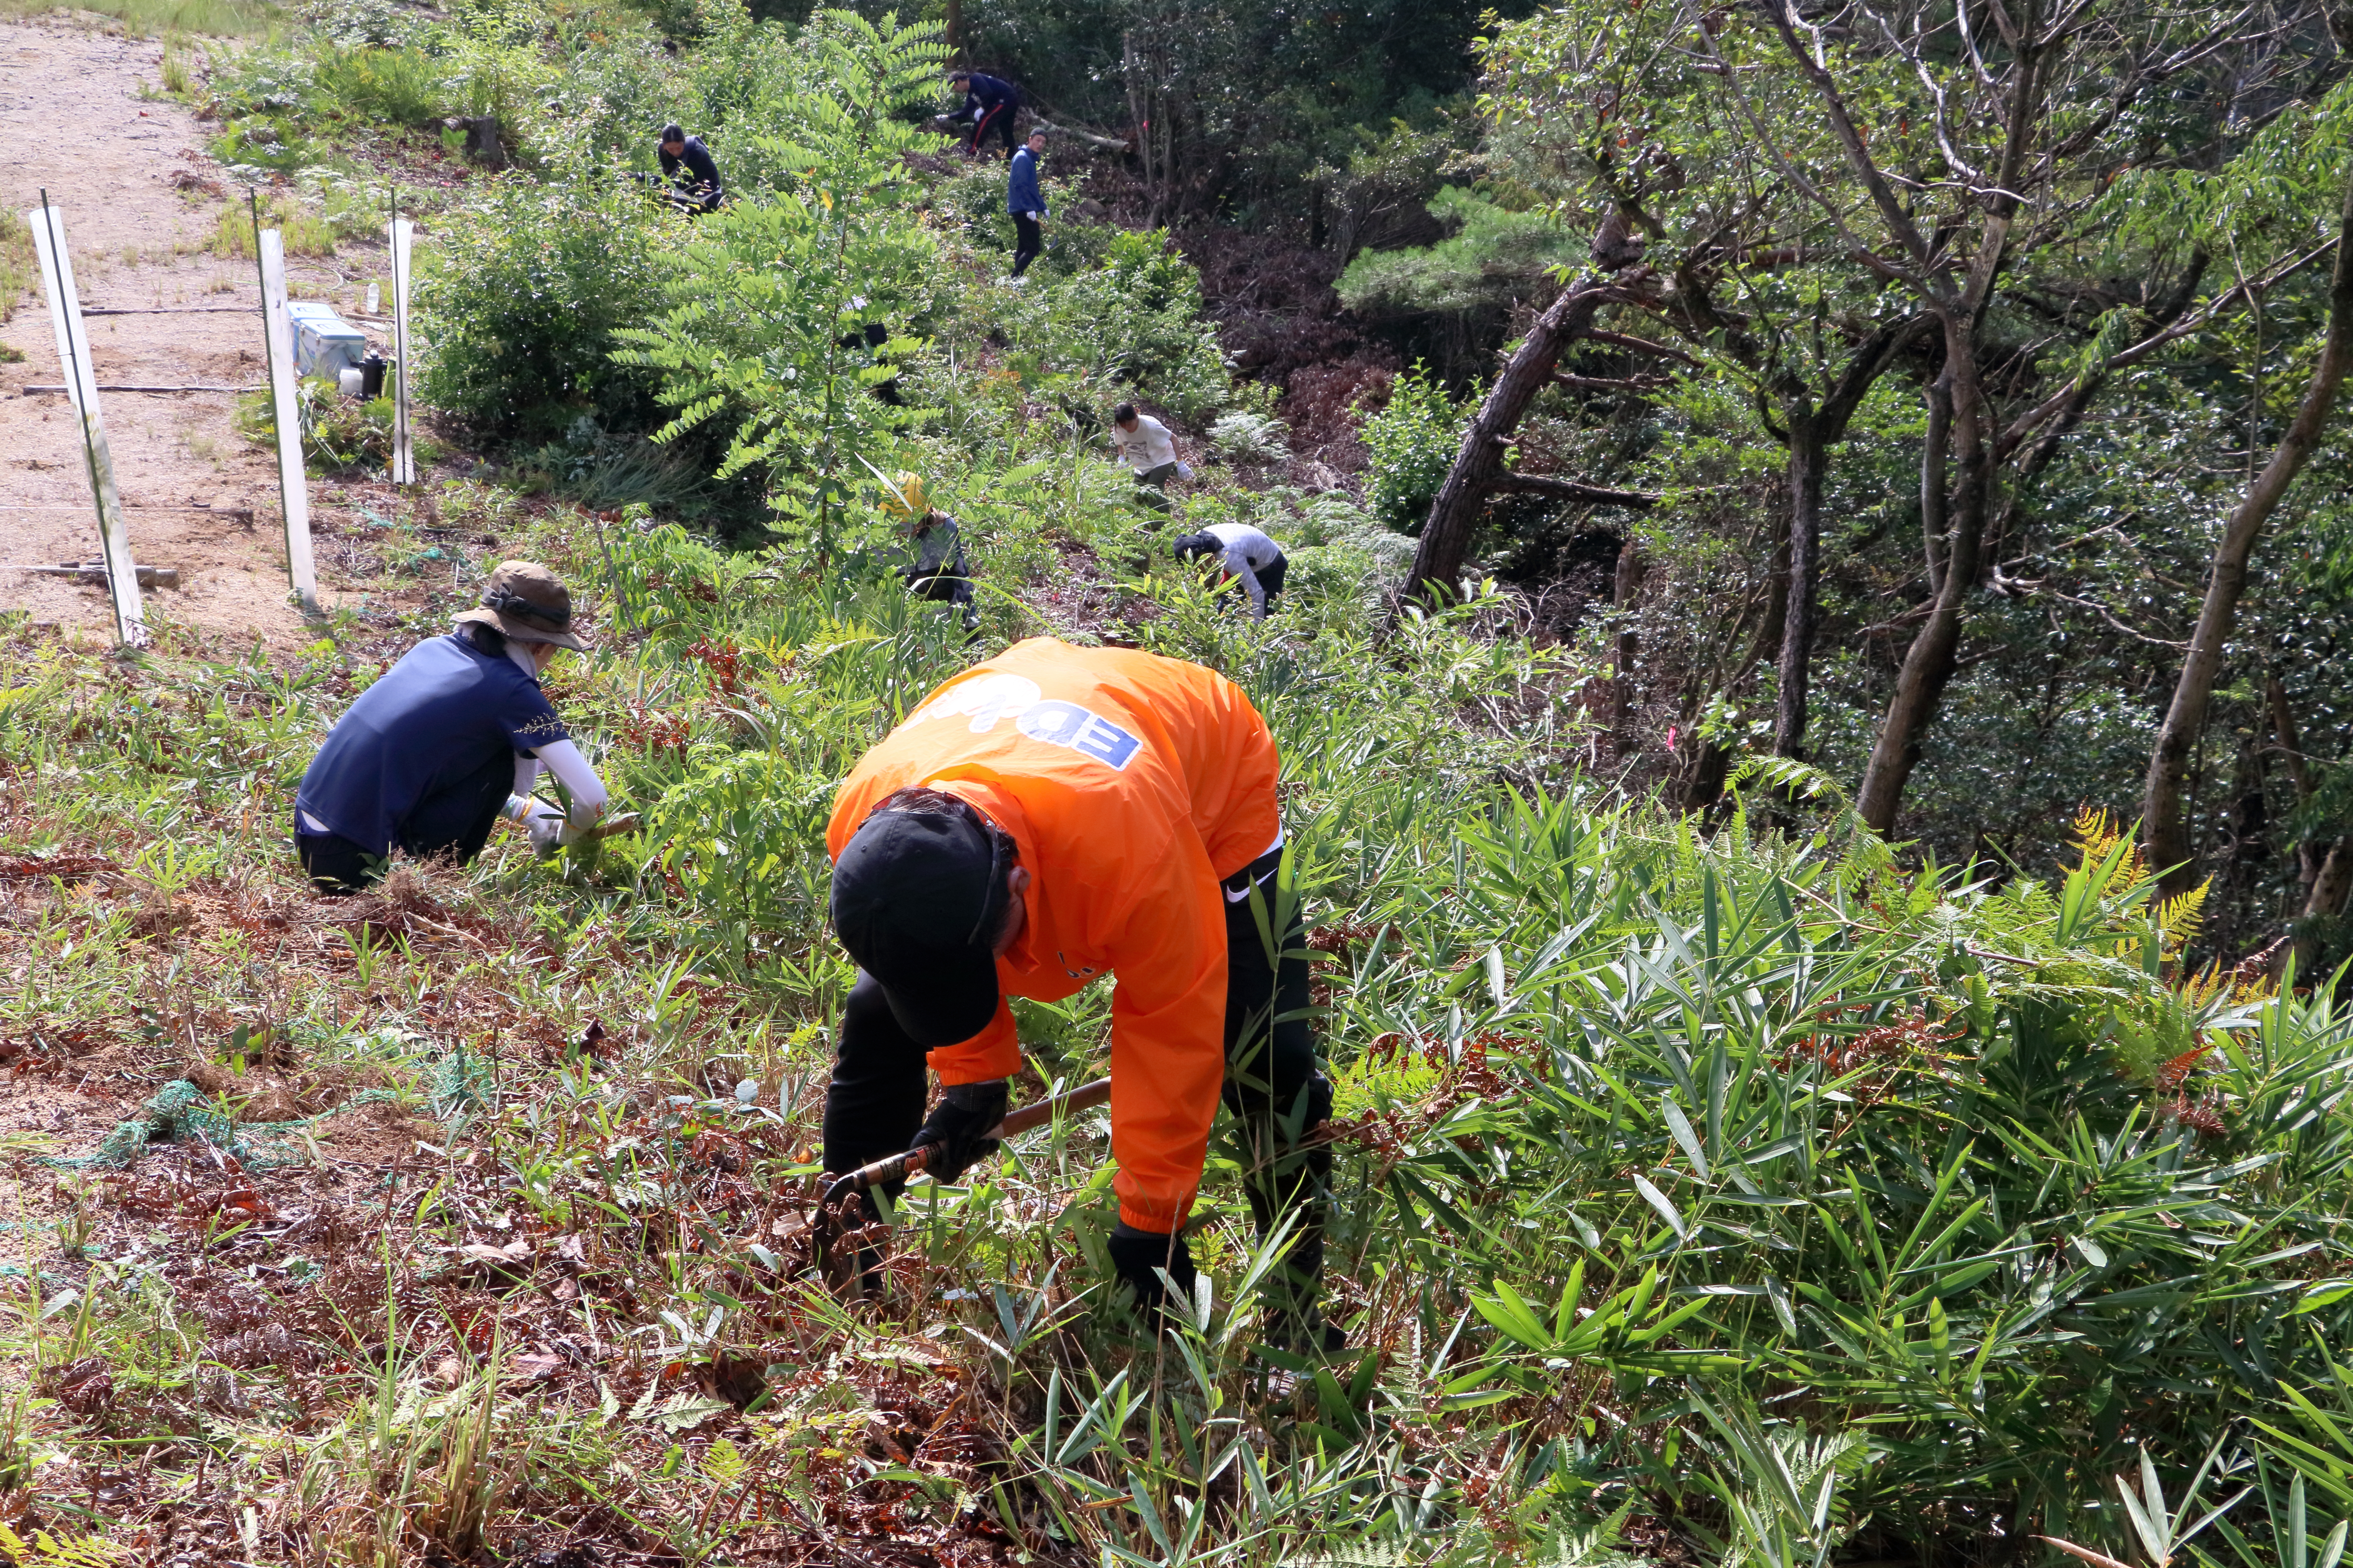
1011, 212, 1042, 277
908, 567, 980, 631
969, 98, 1019, 158
1255, 553, 1288, 612
292, 749, 513, 895
822, 846, 1330, 1314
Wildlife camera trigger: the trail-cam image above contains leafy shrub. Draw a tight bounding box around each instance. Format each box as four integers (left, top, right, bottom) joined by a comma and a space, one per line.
1358, 360, 1459, 532
236, 383, 397, 476
615, 12, 947, 552
201, 50, 316, 118
437, 0, 556, 134
1207, 409, 1290, 465
311, 0, 428, 48
209, 116, 312, 171
1336, 185, 1578, 315
978, 228, 1236, 426
645, 751, 835, 937
514, 416, 717, 514
416, 173, 675, 441
313, 44, 444, 127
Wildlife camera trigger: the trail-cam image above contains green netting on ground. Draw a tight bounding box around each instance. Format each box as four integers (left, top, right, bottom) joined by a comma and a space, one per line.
37, 1078, 404, 1172
0, 1263, 80, 1294
429, 1043, 497, 1116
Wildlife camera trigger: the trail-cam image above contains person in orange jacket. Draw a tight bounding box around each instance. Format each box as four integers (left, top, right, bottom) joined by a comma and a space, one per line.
824, 637, 1336, 1349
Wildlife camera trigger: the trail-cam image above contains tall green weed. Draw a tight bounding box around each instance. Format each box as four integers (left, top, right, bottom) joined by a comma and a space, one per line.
1359, 361, 1460, 532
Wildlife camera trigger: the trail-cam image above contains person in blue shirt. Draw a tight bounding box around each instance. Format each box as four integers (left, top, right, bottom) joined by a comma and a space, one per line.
293, 562, 613, 894
1007, 129, 1047, 279
948, 70, 1021, 160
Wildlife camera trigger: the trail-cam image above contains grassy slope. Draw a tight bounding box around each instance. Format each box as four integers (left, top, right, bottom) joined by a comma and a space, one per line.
0, 0, 273, 36
5, 492, 2353, 1568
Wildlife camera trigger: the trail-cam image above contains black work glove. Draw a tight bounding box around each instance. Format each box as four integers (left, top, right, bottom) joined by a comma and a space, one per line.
913, 1080, 1007, 1184
1108, 1222, 1197, 1319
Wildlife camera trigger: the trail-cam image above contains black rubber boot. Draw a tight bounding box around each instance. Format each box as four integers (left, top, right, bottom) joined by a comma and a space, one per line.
1245, 1133, 1339, 1354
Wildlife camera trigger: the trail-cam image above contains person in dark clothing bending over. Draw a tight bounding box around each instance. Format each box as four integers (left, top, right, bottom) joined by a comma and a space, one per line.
947, 70, 1021, 159
293, 562, 614, 893
1175, 522, 1288, 619
657, 124, 725, 212
1007, 130, 1047, 279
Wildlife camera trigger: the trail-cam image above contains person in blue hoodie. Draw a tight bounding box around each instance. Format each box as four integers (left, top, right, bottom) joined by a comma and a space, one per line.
1007, 129, 1047, 279
949, 70, 1021, 159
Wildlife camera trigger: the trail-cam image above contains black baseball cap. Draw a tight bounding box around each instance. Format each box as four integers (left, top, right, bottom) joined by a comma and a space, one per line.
830, 799, 1009, 1047
1173, 531, 1219, 562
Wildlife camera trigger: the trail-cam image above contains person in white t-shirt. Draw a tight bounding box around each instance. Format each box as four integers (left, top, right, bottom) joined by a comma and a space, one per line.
1110, 402, 1185, 513
1174, 522, 1287, 618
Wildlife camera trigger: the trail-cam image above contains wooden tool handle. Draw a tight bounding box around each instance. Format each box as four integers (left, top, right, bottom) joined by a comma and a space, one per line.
822, 1077, 1112, 1207
990, 1076, 1112, 1139
580, 811, 642, 843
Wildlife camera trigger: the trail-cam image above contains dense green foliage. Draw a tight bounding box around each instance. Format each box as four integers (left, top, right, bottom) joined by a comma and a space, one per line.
14, 485, 2353, 1565
416, 175, 676, 440
949, 0, 1513, 218
1336, 0, 2353, 962
1359, 364, 1461, 533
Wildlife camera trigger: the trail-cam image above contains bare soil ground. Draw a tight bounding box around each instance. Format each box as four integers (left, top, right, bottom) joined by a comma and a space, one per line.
0, 19, 397, 650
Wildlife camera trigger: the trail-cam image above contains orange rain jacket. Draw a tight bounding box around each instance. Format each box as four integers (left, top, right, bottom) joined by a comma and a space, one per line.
827, 638, 1281, 1232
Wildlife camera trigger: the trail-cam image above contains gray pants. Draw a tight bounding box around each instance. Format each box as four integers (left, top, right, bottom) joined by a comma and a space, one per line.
1135, 461, 1180, 513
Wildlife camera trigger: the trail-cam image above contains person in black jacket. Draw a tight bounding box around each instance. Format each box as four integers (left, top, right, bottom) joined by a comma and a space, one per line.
657, 124, 725, 212
947, 70, 1021, 160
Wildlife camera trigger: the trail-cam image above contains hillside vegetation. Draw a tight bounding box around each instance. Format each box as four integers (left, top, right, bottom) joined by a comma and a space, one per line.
7, 0, 2353, 1565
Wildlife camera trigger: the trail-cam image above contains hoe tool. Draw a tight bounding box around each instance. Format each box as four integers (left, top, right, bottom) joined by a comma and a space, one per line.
823, 1076, 1112, 1212
815, 1077, 1111, 1291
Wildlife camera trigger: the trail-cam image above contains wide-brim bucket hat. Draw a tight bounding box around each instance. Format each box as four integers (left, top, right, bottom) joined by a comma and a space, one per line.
453, 560, 588, 651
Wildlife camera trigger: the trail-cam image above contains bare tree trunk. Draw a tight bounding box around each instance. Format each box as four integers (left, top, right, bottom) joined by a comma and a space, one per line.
1773, 415, 1825, 759
2300, 840, 2353, 978
1858, 321, 1990, 833
1759, 315, 1922, 762
1400, 278, 1629, 609
1611, 539, 1647, 757
1920, 370, 1952, 598
2144, 170, 2353, 896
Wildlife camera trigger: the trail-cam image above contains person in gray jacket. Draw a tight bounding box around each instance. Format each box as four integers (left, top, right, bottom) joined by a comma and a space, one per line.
1175, 522, 1288, 618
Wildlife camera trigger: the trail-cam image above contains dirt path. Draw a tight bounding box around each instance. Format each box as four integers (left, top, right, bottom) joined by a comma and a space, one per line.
0, 19, 388, 650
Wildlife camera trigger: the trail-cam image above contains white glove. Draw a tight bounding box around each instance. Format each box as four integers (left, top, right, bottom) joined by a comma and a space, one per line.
526, 812, 566, 855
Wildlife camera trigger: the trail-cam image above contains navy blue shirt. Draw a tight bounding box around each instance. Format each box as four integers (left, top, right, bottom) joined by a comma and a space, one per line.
658, 135, 723, 194
296, 634, 567, 854
961, 73, 1018, 118
1007, 146, 1045, 215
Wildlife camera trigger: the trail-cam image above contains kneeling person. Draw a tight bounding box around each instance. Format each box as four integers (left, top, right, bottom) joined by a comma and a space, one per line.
823, 638, 1336, 1349
293, 562, 612, 892
1174, 522, 1287, 618
884, 472, 980, 633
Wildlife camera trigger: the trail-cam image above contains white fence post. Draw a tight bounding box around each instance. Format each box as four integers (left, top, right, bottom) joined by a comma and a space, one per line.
257, 229, 319, 612
24, 197, 143, 647
389, 215, 417, 486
